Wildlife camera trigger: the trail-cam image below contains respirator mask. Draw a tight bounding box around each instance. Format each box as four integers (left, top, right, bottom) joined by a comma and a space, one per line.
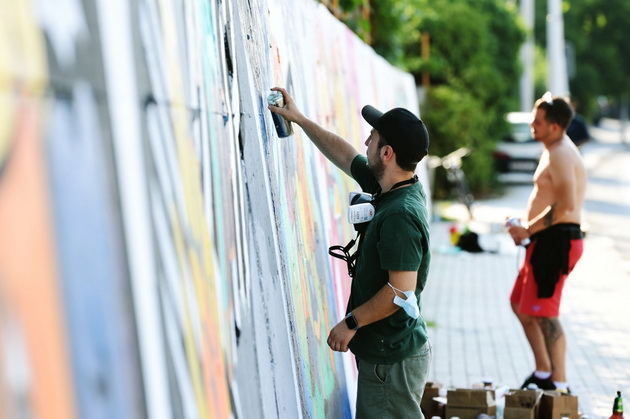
328, 175, 418, 278
348, 192, 376, 232
328, 191, 378, 278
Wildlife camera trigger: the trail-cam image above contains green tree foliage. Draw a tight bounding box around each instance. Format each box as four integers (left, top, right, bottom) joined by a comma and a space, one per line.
534, 0, 630, 120
421, 84, 496, 196
326, 0, 525, 196
410, 3, 522, 135
409, 1, 525, 197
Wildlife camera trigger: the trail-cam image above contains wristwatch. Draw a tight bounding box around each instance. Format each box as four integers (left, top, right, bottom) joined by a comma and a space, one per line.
344, 312, 360, 331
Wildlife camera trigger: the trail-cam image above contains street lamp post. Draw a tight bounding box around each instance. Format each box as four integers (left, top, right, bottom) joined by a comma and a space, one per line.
519, 0, 535, 112
547, 0, 570, 97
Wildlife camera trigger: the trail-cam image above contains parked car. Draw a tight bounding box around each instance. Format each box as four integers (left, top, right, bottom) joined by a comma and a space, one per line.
493, 111, 543, 173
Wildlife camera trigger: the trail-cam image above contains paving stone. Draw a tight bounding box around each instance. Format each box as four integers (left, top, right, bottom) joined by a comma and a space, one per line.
424, 219, 630, 418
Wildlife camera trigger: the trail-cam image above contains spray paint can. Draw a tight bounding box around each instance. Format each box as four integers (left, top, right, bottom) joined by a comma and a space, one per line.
267, 91, 294, 138
505, 217, 531, 246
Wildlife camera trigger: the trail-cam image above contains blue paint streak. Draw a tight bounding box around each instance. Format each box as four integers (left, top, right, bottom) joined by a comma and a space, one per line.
46, 90, 141, 419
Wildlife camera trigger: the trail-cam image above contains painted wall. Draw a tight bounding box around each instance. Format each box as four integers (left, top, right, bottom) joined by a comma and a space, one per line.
0, 0, 426, 418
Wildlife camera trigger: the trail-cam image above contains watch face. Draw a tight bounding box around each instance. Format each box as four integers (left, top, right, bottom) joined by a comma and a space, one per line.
345, 314, 358, 330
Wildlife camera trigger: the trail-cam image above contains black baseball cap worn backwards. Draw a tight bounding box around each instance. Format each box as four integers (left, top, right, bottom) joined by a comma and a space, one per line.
361, 105, 430, 166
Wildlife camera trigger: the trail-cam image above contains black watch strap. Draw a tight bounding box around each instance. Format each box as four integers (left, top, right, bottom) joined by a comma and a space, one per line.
344, 312, 360, 330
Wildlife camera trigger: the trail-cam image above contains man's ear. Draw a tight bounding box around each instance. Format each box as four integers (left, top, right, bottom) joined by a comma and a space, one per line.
382, 145, 395, 162
551, 122, 562, 133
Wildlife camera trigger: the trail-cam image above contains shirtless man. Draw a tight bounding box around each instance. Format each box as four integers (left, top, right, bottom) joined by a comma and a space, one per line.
507, 92, 587, 393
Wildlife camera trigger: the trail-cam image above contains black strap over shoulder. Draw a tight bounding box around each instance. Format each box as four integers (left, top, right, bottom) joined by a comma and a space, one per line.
328, 236, 361, 278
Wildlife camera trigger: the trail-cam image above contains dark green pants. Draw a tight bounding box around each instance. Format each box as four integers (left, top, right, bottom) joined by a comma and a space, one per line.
355, 341, 431, 419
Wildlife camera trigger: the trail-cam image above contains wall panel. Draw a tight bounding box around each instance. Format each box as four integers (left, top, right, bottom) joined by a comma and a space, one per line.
0, 0, 426, 418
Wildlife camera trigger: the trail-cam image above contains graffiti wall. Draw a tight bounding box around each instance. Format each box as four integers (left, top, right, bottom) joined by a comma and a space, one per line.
0, 0, 426, 418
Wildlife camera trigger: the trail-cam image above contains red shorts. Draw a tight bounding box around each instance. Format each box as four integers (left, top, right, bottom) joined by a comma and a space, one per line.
510, 238, 583, 317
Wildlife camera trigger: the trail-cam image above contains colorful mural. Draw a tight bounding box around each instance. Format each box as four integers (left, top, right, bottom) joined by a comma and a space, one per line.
0, 0, 425, 418
0, 2, 75, 419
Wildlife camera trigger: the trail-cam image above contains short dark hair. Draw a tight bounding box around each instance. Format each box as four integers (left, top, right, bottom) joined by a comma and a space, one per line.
377, 133, 418, 171
534, 95, 574, 130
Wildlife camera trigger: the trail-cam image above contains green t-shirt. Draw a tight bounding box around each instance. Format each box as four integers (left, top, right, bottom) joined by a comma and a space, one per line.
347, 155, 431, 364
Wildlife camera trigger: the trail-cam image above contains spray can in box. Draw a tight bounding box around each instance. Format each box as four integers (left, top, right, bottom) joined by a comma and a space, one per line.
267, 91, 294, 138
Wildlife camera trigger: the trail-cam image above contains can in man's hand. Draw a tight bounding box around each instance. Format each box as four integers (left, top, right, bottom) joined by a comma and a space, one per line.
505, 217, 531, 246
267, 91, 294, 138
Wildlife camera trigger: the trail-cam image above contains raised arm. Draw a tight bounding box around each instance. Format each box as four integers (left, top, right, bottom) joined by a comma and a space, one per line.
268, 87, 360, 176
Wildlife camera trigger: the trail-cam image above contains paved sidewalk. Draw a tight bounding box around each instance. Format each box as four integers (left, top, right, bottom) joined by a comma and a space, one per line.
423, 136, 630, 418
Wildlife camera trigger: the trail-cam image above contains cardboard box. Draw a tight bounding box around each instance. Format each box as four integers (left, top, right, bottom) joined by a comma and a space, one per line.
504, 389, 542, 419
421, 382, 443, 418
445, 389, 496, 419
539, 391, 579, 419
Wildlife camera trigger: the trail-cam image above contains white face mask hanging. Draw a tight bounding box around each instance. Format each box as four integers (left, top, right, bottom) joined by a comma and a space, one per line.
387, 282, 420, 319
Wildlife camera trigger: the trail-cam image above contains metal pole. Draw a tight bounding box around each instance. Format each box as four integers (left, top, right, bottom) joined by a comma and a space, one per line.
621, 94, 629, 144
547, 0, 570, 96
519, 0, 535, 111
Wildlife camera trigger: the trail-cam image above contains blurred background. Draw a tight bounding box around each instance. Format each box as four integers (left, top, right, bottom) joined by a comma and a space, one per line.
329, 0, 630, 199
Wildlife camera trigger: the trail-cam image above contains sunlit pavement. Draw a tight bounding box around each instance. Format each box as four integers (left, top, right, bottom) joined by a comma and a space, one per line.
423, 119, 630, 418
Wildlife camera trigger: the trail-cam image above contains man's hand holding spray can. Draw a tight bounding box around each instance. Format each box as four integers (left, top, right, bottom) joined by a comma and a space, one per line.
267, 90, 294, 138
505, 217, 531, 246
